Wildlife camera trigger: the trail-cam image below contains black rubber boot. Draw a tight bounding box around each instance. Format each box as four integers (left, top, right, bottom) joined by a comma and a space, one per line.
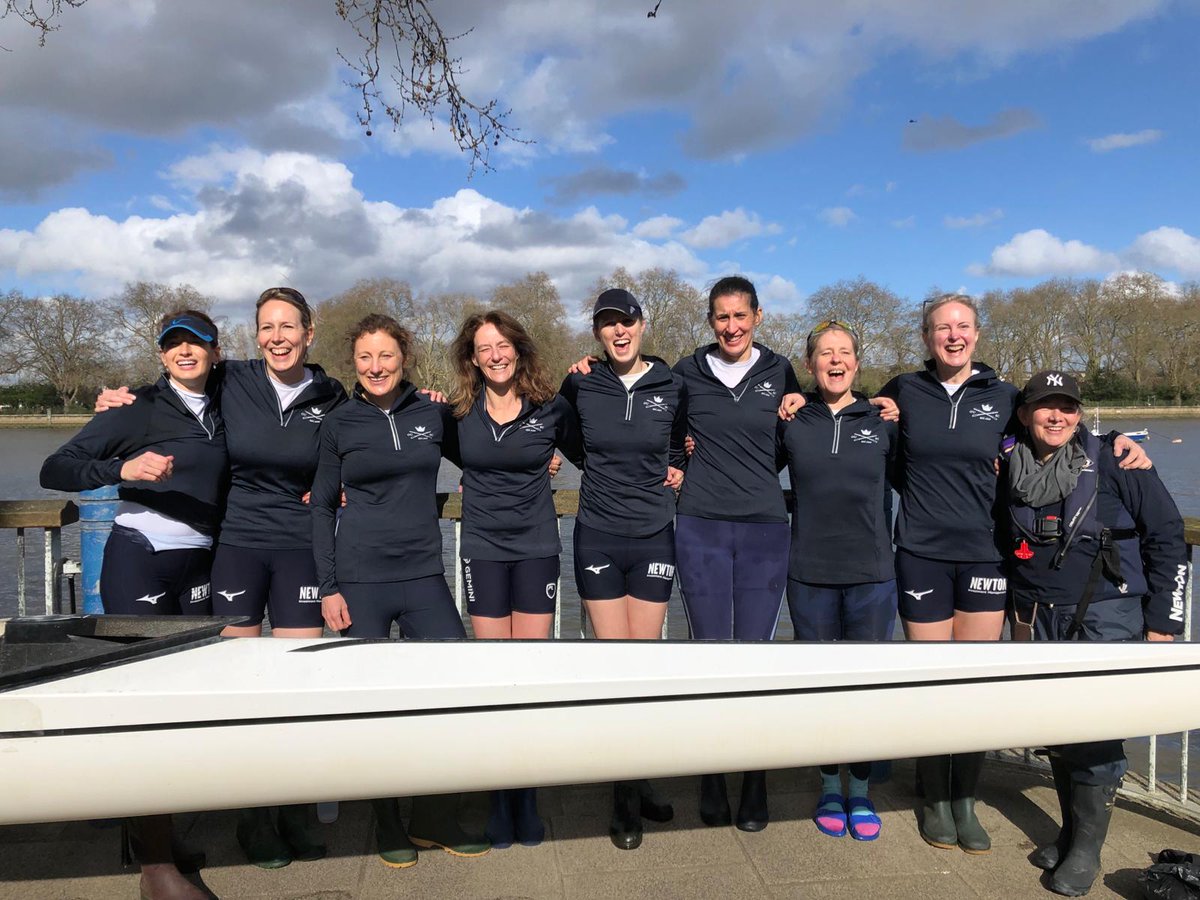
950, 752, 991, 854
699, 774, 732, 827
609, 781, 643, 850
736, 770, 769, 832
277, 804, 327, 861
372, 798, 417, 868
1049, 780, 1118, 897
1032, 757, 1074, 871
485, 790, 515, 849
916, 755, 956, 850
637, 779, 674, 823
513, 788, 546, 847
236, 807, 291, 869
409, 794, 491, 857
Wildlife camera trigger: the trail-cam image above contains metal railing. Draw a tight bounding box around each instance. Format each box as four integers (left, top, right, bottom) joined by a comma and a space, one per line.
0, 500, 78, 616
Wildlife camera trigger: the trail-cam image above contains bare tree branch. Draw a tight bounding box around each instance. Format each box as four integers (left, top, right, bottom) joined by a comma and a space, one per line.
2, 0, 86, 48
334, 0, 528, 175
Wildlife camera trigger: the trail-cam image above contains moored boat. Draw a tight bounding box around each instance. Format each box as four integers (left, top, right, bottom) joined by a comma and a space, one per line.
3, 616, 1200, 826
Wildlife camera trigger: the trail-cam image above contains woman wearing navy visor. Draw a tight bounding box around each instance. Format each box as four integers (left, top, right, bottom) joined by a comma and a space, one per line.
877, 294, 1148, 855
312, 313, 488, 869
1001, 371, 1184, 897
778, 320, 897, 842
41, 309, 226, 900
559, 288, 686, 850
95, 288, 346, 868
447, 309, 581, 849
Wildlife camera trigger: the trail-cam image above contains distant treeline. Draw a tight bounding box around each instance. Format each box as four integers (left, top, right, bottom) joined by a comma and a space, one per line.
2, 271, 1198, 410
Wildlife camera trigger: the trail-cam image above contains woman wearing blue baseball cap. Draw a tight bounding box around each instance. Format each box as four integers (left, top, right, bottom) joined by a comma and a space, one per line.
41, 308, 226, 900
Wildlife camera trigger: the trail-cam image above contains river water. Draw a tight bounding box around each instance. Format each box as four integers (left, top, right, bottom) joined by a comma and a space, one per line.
4, 416, 1199, 639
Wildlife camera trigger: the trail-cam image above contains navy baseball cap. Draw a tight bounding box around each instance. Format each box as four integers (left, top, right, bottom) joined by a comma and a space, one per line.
592, 288, 643, 321
1020, 370, 1082, 406
158, 314, 218, 347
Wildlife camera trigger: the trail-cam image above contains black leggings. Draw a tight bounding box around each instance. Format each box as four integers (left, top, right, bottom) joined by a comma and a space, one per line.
340, 575, 466, 640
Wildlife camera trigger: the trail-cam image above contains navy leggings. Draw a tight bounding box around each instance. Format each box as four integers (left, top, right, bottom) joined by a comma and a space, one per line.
340, 575, 466, 640
675, 515, 789, 640
787, 579, 898, 642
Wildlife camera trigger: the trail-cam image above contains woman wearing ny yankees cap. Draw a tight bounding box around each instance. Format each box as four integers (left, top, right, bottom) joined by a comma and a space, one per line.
42, 309, 228, 900
778, 320, 898, 843
95, 288, 347, 870
1000, 370, 1183, 897
559, 288, 687, 850
876, 294, 1148, 855
447, 309, 582, 850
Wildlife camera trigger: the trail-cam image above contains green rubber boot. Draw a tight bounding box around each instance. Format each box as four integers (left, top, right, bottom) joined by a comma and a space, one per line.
1049, 780, 1118, 897
408, 794, 491, 858
277, 804, 327, 862
372, 798, 417, 868
236, 807, 291, 869
1031, 756, 1074, 870
916, 756, 956, 850
950, 752, 991, 854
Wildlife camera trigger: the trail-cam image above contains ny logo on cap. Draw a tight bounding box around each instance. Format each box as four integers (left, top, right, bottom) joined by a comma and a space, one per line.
1046, 373, 1063, 387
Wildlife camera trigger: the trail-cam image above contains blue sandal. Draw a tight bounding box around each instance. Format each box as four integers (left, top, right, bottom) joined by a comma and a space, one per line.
847, 796, 881, 841
813, 793, 847, 838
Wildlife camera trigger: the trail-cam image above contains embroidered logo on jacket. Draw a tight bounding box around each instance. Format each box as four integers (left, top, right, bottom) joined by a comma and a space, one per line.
753, 381, 777, 398
300, 405, 325, 424
520, 417, 546, 433
407, 425, 434, 440
850, 428, 879, 444
643, 395, 670, 412
969, 403, 1001, 421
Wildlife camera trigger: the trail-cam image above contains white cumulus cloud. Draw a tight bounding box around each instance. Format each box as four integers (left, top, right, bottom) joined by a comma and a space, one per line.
944, 208, 1004, 229
680, 208, 779, 249
973, 229, 1119, 276
632, 215, 684, 239
820, 207, 857, 228
1087, 129, 1163, 152
1126, 226, 1200, 276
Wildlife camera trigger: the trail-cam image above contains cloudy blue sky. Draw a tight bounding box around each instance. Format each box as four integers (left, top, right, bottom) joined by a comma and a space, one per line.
1, 0, 1197, 320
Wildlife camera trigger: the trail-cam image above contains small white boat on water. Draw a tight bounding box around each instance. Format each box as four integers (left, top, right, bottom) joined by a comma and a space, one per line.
1092, 409, 1150, 443
3, 616, 1200, 826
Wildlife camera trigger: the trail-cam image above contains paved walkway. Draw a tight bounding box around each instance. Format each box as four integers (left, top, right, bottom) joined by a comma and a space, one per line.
3, 760, 1198, 899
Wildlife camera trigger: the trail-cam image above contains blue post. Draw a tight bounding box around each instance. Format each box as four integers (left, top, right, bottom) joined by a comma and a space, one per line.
78, 485, 119, 614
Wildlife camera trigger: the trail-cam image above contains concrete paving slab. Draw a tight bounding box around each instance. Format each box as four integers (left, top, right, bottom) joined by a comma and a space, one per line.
358, 838, 563, 900
562, 862, 764, 900
769, 872, 980, 899
551, 813, 746, 876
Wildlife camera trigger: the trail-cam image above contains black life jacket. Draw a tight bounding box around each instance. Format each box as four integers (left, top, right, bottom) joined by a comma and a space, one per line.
1004, 429, 1133, 636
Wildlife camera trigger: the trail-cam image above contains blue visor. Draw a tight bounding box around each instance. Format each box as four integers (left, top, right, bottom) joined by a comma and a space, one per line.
158, 315, 217, 347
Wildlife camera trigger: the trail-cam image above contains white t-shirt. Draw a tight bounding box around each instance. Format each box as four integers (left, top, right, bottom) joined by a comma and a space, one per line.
706, 348, 760, 389
269, 370, 314, 411
619, 361, 653, 391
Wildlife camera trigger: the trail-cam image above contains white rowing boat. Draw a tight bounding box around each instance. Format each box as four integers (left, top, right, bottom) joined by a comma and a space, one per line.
3, 622, 1200, 826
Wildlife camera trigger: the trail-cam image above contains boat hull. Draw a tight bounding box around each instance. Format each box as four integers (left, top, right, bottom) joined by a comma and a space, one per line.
2, 639, 1199, 824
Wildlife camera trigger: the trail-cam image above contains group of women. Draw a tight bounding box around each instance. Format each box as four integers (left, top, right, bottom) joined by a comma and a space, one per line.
40, 276, 1186, 900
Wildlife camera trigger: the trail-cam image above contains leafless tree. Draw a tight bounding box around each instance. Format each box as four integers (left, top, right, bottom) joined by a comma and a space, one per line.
335, 0, 526, 174
1, 0, 86, 48
0, 291, 113, 408
5, 0, 524, 172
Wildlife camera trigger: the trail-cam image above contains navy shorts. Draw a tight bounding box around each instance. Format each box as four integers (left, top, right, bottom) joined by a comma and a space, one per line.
210, 544, 323, 629
895, 549, 1007, 623
100, 524, 213, 616
460, 555, 560, 618
573, 521, 676, 603
341, 575, 466, 640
